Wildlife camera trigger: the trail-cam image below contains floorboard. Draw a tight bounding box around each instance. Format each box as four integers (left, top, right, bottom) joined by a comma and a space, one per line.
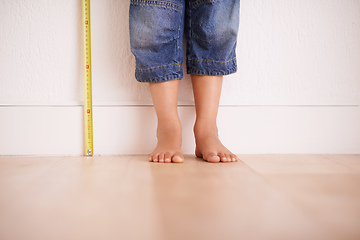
0, 155, 359, 240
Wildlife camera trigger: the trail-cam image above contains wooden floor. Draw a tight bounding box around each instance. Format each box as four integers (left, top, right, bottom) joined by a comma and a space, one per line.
0, 155, 359, 240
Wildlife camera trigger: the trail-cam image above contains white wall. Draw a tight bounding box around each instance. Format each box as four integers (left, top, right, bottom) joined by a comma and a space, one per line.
1, 0, 360, 155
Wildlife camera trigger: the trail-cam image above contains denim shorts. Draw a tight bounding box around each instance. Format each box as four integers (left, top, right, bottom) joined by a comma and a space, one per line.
129, 0, 240, 83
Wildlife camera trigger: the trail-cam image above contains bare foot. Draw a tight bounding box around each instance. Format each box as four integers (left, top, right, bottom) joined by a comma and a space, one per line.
149, 120, 184, 163
194, 123, 238, 163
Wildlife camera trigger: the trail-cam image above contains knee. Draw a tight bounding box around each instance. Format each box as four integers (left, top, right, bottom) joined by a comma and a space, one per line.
190, 1, 240, 48
129, 2, 183, 50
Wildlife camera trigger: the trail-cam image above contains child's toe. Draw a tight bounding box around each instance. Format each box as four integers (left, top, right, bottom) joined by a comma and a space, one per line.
172, 152, 184, 163
164, 152, 171, 163
207, 153, 221, 163
219, 153, 228, 162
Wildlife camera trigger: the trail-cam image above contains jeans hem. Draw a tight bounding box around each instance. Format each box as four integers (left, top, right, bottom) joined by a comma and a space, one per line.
136, 73, 183, 83
186, 58, 238, 76
186, 67, 237, 76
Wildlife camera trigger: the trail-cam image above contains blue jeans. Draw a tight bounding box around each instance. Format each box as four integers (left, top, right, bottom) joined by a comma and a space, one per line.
129, 0, 240, 83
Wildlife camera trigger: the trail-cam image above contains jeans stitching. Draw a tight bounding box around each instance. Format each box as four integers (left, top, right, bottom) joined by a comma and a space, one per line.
137, 72, 183, 82
187, 57, 236, 64
130, 0, 183, 11
176, 9, 182, 73
136, 63, 181, 71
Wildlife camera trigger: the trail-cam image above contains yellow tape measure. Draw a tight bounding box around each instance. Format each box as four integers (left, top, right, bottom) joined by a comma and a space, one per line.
82, 0, 93, 156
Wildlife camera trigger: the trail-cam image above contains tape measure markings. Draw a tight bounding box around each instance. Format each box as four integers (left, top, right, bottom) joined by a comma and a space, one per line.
83, 0, 93, 156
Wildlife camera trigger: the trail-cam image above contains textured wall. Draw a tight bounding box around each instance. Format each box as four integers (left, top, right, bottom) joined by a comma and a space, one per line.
1, 0, 359, 106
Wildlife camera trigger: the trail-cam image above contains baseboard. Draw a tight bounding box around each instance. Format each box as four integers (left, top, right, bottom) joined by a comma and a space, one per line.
1, 105, 359, 155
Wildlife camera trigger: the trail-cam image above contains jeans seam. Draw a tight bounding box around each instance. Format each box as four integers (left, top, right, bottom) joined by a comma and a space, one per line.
189, 4, 192, 54
187, 57, 236, 64
137, 73, 183, 82
187, 67, 237, 76
130, 0, 183, 11
176, 11, 181, 74
136, 63, 181, 71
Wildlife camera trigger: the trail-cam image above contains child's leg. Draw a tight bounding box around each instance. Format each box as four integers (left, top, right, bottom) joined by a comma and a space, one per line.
191, 75, 238, 163
148, 80, 184, 163
184, 1, 240, 162
129, 1, 185, 162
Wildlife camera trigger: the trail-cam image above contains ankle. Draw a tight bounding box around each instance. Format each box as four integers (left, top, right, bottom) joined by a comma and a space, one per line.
157, 118, 182, 137
158, 116, 181, 128
157, 113, 181, 127
194, 120, 218, 137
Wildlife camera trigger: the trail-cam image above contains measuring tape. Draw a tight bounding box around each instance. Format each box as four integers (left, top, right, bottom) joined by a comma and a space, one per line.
82, 0, 93, 156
